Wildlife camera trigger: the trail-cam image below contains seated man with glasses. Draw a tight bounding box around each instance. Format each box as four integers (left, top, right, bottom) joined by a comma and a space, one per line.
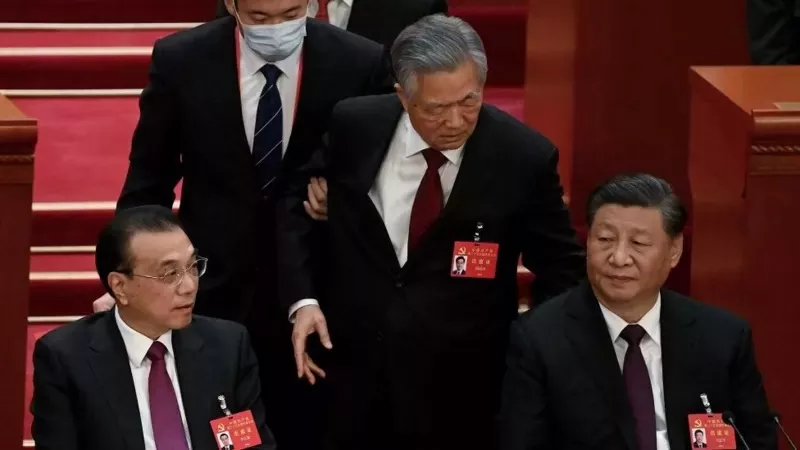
30, 205, 276, 450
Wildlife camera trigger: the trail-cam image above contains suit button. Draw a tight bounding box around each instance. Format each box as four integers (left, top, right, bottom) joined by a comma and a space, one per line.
376, 331, 384, 341
395, 281, 403, 288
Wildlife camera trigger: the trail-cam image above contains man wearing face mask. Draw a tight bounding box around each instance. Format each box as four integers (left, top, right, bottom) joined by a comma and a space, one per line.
216, 0, 448, 48
103, 0, 391, 449
275, 15, 585, 450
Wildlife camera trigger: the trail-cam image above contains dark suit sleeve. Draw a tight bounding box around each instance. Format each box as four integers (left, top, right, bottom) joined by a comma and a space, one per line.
234, 327, 277, 449
30, 339, 79, 450
498, 320, 552, 450
117, 42, 182, 212
747, 0, 800, 64
519, 149, 585, 304
216, 0, 230, 18
729, 324, 778, 449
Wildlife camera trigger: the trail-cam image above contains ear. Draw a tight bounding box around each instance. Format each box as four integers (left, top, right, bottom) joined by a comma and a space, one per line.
108, 272, 129, 306
395, 83, 410, 112
225, 0, 237, 16
668, 234, 684, 268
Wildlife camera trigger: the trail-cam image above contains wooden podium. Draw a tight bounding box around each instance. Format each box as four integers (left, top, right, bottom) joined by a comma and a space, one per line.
689, 66, 800, 436
524, 0, 750, 292
0, 96, 37, 446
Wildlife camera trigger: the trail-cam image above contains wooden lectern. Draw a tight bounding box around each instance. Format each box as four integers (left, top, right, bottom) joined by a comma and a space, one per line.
524, 0, 750, 292
689, 66, 800, 437
0, 96, 37, 446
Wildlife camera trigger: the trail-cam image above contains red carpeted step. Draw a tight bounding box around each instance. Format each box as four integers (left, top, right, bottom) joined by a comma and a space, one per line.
0, 6, 524, 89
20, 88, 522, 247
0, 28, 183, 47
29, 253, 99, 316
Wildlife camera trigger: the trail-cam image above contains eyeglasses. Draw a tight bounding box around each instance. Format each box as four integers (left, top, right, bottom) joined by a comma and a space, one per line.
125, 257, 208, 287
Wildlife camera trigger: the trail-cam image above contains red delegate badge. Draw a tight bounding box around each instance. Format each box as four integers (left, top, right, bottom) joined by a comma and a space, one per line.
210, 410, 262, 449
688, 413, 737, 449
451, 241, 499, 279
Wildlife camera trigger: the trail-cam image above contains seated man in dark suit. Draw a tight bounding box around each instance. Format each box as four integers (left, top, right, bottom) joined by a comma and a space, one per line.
498, 173, 777, 450
31, 205, 276, 450
215, 0, 448, 48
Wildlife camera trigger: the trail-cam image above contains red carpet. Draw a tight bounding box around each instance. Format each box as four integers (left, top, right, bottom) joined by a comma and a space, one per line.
0, 7, 524, 89
18, 88, 522, 246
0, 28, 179, 47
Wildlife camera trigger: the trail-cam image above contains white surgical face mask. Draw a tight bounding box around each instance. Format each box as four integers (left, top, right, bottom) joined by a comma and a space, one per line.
238, 14, 307, 62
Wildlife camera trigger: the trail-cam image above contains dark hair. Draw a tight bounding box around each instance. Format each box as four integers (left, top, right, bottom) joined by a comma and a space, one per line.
455, 256, 466, 263
586, 173, 687, 238
695, 430, 704, 435
95, 205, 183, 297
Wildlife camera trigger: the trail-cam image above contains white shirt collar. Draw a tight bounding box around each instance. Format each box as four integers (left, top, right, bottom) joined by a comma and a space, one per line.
307, 0, 353, 16
401, 112, 465, 165
598, 293, 662, 346
114, 306, 174, 368
238, 32, 303, 81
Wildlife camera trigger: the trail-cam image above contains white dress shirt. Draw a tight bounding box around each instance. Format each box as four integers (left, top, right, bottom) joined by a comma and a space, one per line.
598, 295, 670, 450
288, 112, 465, 319
307, 0, 354, 29
114, 307, 193, 450
238, 32, 302, 155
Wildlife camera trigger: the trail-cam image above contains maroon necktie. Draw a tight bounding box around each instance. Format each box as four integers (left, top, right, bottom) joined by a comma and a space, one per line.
620, 325, 657, 450
408, 149, 447, 252
147, 341, 190, 450
316, 0, 329, 20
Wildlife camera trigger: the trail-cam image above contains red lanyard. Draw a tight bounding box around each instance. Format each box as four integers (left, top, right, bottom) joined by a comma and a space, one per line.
235, 26, 304, 123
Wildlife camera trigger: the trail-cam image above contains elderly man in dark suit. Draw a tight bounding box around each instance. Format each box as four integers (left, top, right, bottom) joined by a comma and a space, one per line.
498, 174, 777, 450
92, 0, 392, 448
32, 206, 276, 450
216, 0, 448, 48
276, 14, 585, 450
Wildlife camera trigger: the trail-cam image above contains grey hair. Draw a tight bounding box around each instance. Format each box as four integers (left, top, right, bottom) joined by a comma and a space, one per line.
390, 14, 488, 96
586, 173, 688, 238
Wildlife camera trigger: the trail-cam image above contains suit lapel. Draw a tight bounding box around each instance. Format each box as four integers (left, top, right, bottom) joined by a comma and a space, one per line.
87, 312, 145, 450
660, 290, 699, 449
564, 282, 637, 450
282, 20, 329, 171
339, 95, 405, 274
173, 324, 214, 446
202, 17, 258, 196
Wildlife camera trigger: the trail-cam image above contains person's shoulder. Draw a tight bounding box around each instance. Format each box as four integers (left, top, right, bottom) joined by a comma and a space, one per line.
663, 289, 750, 332
188, 315, 248, 340
478, 103, 558, 163
35, 312, 109, 354
332, 94, 399, 123
512, 286, 574, 336
306, 19, 383, 58
153, 17, 236, 58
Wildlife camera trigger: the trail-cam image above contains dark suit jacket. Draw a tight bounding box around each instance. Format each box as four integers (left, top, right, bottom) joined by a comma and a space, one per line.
117, 17, 389, 323
30, 311, 276, 450
498, 281, 778, 450
215, 0, 448, 48
276, 94, 585, 449
748, 0, 800, 64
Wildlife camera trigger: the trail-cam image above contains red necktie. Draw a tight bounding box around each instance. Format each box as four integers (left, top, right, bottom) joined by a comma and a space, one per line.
147, 342, 190, 450
620, 325, 657, 450
316, 0, 329, 20
408, 149, 447, 252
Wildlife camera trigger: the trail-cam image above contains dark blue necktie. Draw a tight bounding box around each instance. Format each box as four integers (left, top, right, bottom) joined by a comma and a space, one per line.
253, 64, 283, 198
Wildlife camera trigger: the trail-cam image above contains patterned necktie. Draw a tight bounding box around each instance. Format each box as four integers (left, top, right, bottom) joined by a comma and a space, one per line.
253, 64, 283, 198
408, 149, 448, 252
620, 324, 657, 450
147, 341, 190, 450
